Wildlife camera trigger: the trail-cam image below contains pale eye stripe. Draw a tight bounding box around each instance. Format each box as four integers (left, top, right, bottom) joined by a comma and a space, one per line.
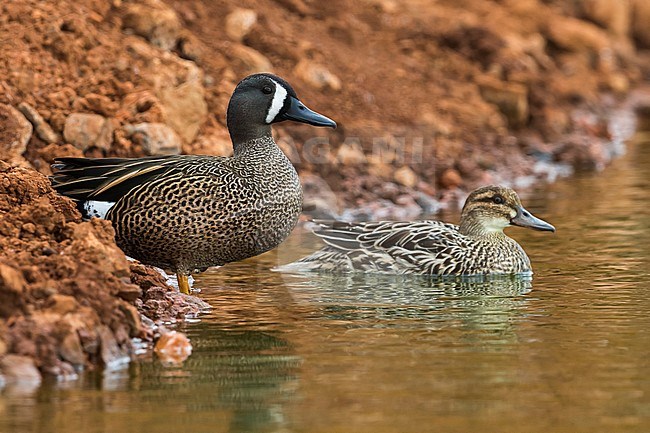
265, 79, 288, 123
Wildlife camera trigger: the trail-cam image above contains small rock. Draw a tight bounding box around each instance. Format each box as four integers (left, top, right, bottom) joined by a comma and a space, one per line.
581, 0, 630, 38
47, 87, 77, 110
478, 78, 529, 128
367, 161, 393, 180
0, 263, 26, 294
118, 302, 143, 336
58, 331, 86, 367
177, 31, 205, 62
0, 104, 32, 165
122, 0, 182, 50
0, 263, 27, 318
607, 72, 629, 94
158, 70, 208, 144
227, 43, 273, 74
415, 191, 442, 214
98, 325, 129, 368
125, 122, 182, 155
116, 282, 143, 303
377, 182, 401, 201
631, 0, 650, 48
225, 8, 258, 41
76, 93, 118, 117
301, 173, 341, 218
395, 194, 424, 219
545, 16, 611, 54
154, 331, 192, 365
440, 168, 463, 189
337, 141, 366, 165
47, 294, 78, 315
18, 102, 61, 144
0, 355, 42, 385
275, 0, 312, 15
66, 222, 131, 278
63, 113, 113, 151
294, 60, 342, 91
393, 166, 418, 188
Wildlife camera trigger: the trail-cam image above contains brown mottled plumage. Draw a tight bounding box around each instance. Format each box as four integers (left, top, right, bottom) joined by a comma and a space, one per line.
51, 73, 336, 293
278, 186, 555, 276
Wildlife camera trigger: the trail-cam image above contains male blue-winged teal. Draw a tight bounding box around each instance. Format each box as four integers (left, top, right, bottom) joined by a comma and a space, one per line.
51, 73, 336, 294
279, 185, 555, 276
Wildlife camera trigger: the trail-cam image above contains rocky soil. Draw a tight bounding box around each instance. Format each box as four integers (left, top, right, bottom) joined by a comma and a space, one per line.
0, 162, 203, 382
0, 0, 649, 378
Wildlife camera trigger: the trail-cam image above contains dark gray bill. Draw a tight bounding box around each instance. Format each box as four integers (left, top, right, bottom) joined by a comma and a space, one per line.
511, 206, 556, 232
279, 96, 337, 128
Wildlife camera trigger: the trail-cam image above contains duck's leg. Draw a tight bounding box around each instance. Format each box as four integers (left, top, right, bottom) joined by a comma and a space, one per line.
177, 273, 191, 295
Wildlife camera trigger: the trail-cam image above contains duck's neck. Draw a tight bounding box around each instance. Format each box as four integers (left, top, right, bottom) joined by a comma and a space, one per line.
230, 126, 274, 154
232, 136, 287, 165
459, 218, 508, 240
226, 92, 274, 151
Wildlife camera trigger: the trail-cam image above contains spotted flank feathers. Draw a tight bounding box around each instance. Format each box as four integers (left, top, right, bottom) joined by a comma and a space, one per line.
51, 73, 335, 294
278, 186, 555, 276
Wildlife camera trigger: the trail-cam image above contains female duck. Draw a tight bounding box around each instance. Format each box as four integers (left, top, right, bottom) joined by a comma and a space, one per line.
52, 73, 336, 293
280, 185, 555, 276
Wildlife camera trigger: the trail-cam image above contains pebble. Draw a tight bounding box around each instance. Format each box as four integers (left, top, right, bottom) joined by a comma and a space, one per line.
154, 331, 192, 365
122, 0, 181, 50
0, 104, 32, 164
337, 142, 366, 165
63, 113, 113, 151
0, 355, 42, 385
301, 173, 341, 218
18, 102, 60, 144
294, 60, 342, 91
545, 16, 611, 54
631, 0, 650, 48
227, 43, 273, 73
158, 77, 208, 144
125, 122, 182, 155
478, 78, 529, 128
440, 168, 463, 189
581, 0, 630, 38
225, 8, 257, 41
393, 166, 418, 188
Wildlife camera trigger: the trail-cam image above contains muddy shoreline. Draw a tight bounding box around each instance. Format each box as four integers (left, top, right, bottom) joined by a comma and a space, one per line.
1, 0, 649, 379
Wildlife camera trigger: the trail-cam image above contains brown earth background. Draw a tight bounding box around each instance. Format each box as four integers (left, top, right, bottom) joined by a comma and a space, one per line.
0, 0, 649, 380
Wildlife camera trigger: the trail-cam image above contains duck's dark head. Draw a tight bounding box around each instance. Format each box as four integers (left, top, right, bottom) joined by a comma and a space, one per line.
459, 185, 555, 236
227, 73, 336, 145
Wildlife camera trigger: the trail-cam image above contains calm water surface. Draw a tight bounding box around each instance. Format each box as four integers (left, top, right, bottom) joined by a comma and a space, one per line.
2, 133, 650, 433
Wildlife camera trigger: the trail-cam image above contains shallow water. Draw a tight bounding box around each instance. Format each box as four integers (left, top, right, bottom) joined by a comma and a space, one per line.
3, 132, 650, 433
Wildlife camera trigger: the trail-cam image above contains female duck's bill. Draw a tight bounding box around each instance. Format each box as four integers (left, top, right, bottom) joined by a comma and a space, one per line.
511, 206, 555, 232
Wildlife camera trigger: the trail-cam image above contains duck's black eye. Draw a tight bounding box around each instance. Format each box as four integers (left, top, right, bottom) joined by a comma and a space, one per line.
262, 85, 273, 95
493, 195, 504, 205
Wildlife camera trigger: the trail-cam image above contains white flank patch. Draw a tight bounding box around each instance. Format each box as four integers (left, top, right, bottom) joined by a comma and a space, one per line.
265, 79, 288, 123
84, 200, 115, 219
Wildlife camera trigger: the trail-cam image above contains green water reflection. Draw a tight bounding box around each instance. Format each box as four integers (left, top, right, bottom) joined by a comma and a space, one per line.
2, 132, 650, 433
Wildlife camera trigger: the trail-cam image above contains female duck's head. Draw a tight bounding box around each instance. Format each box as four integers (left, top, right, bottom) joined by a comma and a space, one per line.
227, 73, 336, 144
460, 185, 555, 236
